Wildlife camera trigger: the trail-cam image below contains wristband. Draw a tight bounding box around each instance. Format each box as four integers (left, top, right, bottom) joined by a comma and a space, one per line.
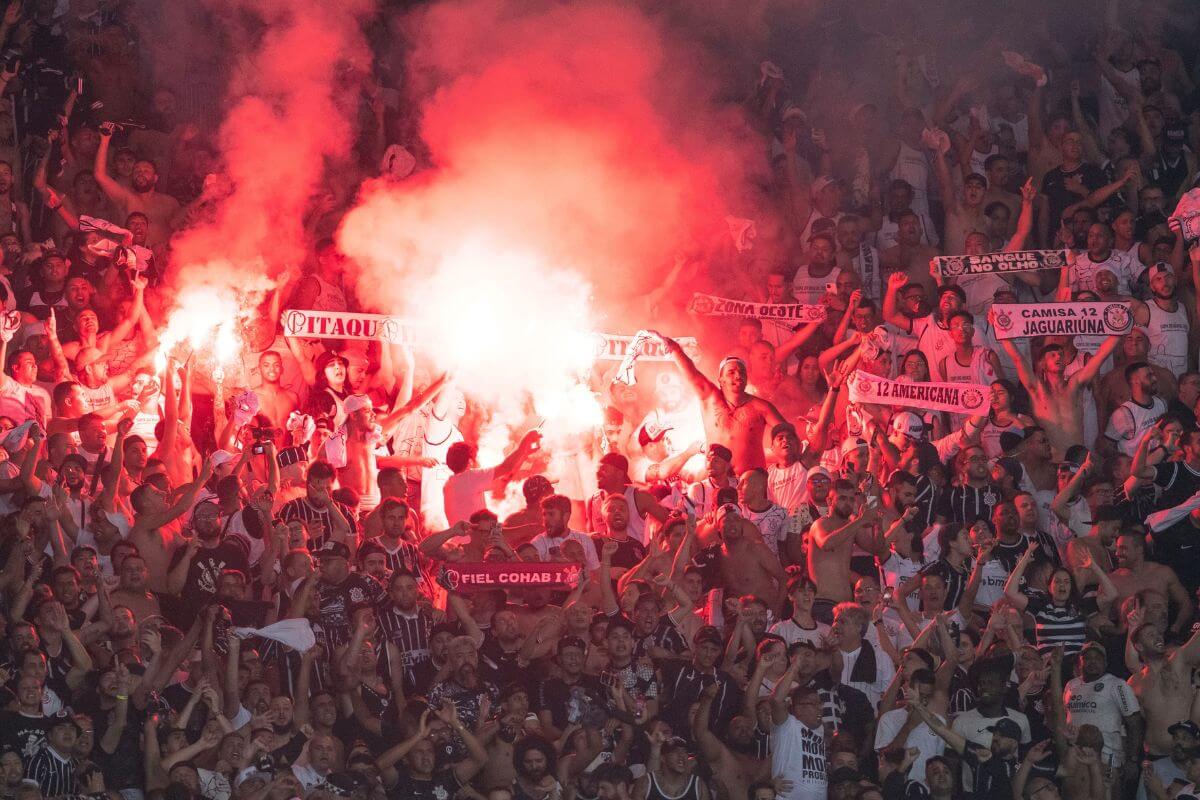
115, 694, 128, 700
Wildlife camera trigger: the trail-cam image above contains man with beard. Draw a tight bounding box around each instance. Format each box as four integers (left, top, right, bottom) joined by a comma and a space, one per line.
585, 453, 668, 544
253, 351, 298, 431
654, 334, 786, 472
693, 679, 767, 800
165, 499, 250, 607
1144, 720, 1200, 792
880, 212, 940, 297
375, 572, 434, 693
277, 461, 356, 554
791, 232, 840, 304
658, 626, 736, 740
1103, 362, 1167, 458
534, 636, 604, 740
592, 495, 645, 580
1139, 262, 1190, 375
375, 704, 487, 800
738, 468, 789, 561
1109, 532, 1191, 635
766, 424, 808, 514
883, 278, 981, 375
427, 635, 498, 730
532, 494, 600, 572
1063, 642, 1143, 779
127, 454, 214, 593
1070, 222, 1139, 295
511, 737, 562, 800
997, 322, 1120, 457
687, 443, 738, 518
94, 124, 181, 248
692, 503, 786, 616
635, 734, 708, 800
808, 480, 877, 624
769, 653, 827, 800
302, 541, 386, 651
371, 498, 423, 579
1129, 620, 1200, 760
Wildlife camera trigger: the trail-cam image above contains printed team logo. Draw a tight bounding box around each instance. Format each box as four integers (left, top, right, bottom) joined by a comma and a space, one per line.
562, 564, 582, 588
1093, 682, 1104, 691
439, 566, 461, 591
1043, 251, 1064, 268
855, 375, 874, 396
961, 388, 985, 410
940, 257, 966, 277
284, 310, 307, 335
994, 310, 1013, 332
591, 334, 611, 359
690, 294, 715, 315
1102, 303, 1132, 333
380, 318, 400, 343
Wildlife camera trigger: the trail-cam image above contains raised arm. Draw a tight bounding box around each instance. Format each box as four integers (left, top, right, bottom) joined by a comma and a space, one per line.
1068, 335, 1121, 387
651, 332, 718, 402
1003, 541, 1038, 612
93, 124, 136, 206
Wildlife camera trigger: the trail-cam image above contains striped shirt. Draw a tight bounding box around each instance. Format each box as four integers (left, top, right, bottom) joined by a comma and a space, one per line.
27, 745, 74, 797
944, 483, 1002, 525
377, 539, 425, 580
376, 604, 433, 687
1025, 593, 1089, 655
920, 559, 970, 610
277, 497, 358, 551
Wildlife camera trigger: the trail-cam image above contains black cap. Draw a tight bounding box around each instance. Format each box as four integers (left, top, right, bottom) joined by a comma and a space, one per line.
694, 626, 725, 649
319, 540, 351, 560
706, 443, 733, 462
1092, 505, 1125, 524
771, 422, 797, 440
987, 718, 1022, 740
599, 453, 629, 473
557, 635, 587, 654
998, 431, 1023, 456
1170, 721, 1200, 739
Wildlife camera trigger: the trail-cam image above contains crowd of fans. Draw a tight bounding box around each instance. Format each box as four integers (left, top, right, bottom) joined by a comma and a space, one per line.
0, 2, 1198, 800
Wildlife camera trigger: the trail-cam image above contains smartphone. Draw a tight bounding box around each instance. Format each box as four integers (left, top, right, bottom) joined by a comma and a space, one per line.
882, 586, 894, 604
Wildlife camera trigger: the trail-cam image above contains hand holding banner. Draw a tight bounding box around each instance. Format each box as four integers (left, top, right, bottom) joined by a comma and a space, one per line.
439, 562, 583, 590
688, 292, 827, 323
283, 309, 420, 346
847, 370, 989, 416
990, 302, 1133, 339
933, 250, 1067, 279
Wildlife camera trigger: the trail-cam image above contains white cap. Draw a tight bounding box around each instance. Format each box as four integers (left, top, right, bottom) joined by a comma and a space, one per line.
890, 411, 925, 441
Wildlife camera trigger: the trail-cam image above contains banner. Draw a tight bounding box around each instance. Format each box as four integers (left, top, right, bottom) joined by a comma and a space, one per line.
440, 562, 583, 590
593, 333, 699, 362
991, 302, 1133, 339
848, 370, 989, 416
933, 250, 1066, 279
283, 309, 420, 346
688, 292, 827, 323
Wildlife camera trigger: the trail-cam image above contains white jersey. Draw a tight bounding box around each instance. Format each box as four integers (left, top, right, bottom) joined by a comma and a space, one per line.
768, 618, 830, 647
1070, 250, 1138, 295
940, 347, 997, 385
1064, 673, 1139, 762
912, 316, 986, 379
771, 716, 826, 800
791, 265, 840, 304
767, 461, 808, 512
741, 502, 789, 558
1105, 397, 1167, 457
1145, 299, 1189, 374
875, 707, 945, 787
880, 550, 926, 610
972, 556, 1011, 609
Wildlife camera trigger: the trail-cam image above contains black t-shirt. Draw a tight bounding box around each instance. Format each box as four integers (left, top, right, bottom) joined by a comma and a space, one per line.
0, 710, 50, 765
1041, 163, 1106, 229
591, 535, 646, 570
535, 675, 605, 731
167, 537, 251, 606
478, 635, 525, 689
387, 766, 460, 800
1154, 462, 1200, 512
962, 748, 1018, 799
316, 573, 387, 649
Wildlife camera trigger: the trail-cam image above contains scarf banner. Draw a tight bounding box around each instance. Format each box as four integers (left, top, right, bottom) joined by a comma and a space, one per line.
593, 333, 699, 363
688, 292, 827, 323
991, 302, 1133, 339
933, 249, 1066, 279
283, 309, 420, 346
848, 370, 989, 415
440, 562, 583, 590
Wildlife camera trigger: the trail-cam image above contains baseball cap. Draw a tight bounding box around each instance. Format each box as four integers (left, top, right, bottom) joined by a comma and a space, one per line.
806, 466, 833, 483
1054, 444, 1089, 473
356, 540, 386, 561
1170, 721, 1200, 739
1079, 640, 1107, 659
1091, 505, 1125, 524
964, 172, 988, 188
59, 453, 89, 471
210, 450, 237, 469
694, 626, 725, 649
556, 635, 587, 654
890, 411, 926, 441
987, 718, 1022, 741
1148, 261, 1174, 281
998, 431, 1024, 456
781, 106, 808, 125
1166, 126, 1186, 143
840, 437, 868, 456
318, 541, 351, 560
343, 394, 372, 415
717, 502, 740, 519
598, 453, 630, 474
637, 421, 672, 448
810, 175, 841, 199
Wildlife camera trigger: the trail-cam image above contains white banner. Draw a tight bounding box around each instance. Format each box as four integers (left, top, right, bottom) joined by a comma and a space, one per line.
934, 249, 1066, 278
848, 370, 989, 415
991, 302, 1133, 340
688, 292, 827, 323
283, 309, 420, 345
593, 333, 699, 362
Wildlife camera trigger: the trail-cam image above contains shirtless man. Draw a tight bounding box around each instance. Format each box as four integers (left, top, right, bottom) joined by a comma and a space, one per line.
880, 211, 940, 296
707, 504, 786, 615
127, 456, 214, 592
995, 319, 1120, 456
692, 681, 767, 800
1129, 624, 1200, 757
808, 479, 878, 624
108, 555, 161, 623
1109, 533, 1192, 637
654, 333, 785, 471
254, 351, 298, 432
1064, 506, 1122, 593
